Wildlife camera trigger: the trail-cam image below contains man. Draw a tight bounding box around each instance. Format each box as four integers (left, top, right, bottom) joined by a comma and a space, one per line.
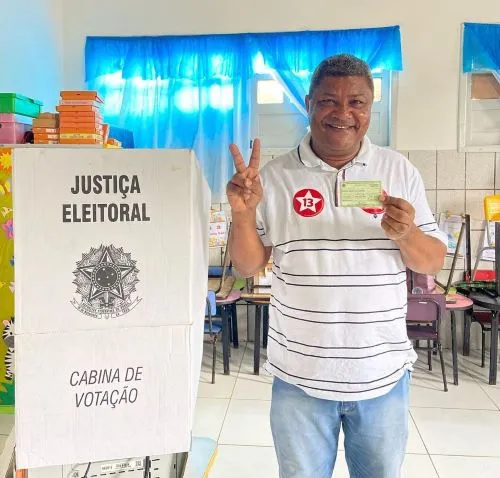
227, 54, 447, 478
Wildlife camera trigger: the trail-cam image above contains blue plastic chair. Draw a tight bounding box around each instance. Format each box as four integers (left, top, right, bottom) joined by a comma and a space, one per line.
204, 290, 223, 384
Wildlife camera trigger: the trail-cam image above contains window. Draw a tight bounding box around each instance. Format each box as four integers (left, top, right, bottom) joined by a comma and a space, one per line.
460, 23, 500, 151
460, 72, 500, 150
257, 80, 284, 105
252, 71, 394, 153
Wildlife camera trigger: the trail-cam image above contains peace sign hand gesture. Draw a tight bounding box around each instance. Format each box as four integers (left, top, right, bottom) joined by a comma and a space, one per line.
226, 139, 263, 214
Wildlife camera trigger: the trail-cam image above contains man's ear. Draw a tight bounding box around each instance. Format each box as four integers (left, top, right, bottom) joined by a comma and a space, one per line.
305, 95, 311, 116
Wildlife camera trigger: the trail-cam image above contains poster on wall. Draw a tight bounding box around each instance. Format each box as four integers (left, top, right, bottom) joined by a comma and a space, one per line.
0, 148, 14, 413
13, 148, 210, 468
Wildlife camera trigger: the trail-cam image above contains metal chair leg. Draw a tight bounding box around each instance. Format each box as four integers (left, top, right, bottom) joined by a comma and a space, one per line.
481, 331, 486, 368
463, 311, 472, 356
231, 303, 239, 349
438, 343, 448, 392
212, 337, 217, 384
427, 341, 432, 371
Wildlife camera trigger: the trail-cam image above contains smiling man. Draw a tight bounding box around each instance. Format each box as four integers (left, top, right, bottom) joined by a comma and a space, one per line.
227, 54, 446, 478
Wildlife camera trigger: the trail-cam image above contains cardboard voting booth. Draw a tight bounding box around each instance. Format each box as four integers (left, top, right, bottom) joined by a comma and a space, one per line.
13, 148, 210, 469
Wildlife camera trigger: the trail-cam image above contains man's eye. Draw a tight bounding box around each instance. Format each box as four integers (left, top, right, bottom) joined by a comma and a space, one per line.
319, 99, 335, 105
351, 100, 364, 106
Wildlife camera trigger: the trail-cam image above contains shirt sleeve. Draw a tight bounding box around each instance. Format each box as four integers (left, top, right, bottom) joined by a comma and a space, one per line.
408, 167, 447, 246
256, 201, 272, 247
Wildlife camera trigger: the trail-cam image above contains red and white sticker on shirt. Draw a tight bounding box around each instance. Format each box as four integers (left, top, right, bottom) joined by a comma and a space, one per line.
293, 189, 324, 217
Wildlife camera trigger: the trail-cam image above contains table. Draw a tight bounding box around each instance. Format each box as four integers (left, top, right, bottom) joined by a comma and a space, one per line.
446, 294, 474, 385
240, 294, 270, 374
467, 292, 500, 385
216, 289, 242, 375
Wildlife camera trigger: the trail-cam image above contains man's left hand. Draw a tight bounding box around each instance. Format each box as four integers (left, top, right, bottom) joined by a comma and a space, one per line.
381, 195, 416, 241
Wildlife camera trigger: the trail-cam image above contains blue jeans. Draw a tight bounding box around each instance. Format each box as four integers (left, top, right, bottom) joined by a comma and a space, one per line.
270, 372, 410, 478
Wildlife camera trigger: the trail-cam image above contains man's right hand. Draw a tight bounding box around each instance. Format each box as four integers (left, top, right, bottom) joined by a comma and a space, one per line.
226, 139, 263, 214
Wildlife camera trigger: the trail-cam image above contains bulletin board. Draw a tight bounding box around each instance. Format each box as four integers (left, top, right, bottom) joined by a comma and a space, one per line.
0, 148, 14, 413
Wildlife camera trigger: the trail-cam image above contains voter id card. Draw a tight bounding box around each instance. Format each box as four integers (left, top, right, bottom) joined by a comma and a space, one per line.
340, 180, 382, 207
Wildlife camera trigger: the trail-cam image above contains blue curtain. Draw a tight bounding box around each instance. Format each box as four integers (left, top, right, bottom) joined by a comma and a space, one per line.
463, 23, 500, 73
85, 27, 402, 198
251, 26, 403, 115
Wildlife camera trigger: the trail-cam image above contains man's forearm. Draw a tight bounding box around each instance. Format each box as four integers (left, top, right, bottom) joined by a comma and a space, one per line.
396, 225, 446, 274
229, 212, 270, 277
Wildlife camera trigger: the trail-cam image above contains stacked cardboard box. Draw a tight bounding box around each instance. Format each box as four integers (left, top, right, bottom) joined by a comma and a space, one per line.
56, 91, 105, 145
32, 113, 59, 144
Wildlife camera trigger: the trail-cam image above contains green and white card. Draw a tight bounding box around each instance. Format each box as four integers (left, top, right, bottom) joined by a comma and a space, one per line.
340, 180, 382, 207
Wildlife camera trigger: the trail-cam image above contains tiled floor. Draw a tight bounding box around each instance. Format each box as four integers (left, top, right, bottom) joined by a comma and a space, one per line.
196, 342, 500, 478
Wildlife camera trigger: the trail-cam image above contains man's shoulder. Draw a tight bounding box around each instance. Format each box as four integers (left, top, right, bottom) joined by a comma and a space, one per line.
260, 148, 298, 176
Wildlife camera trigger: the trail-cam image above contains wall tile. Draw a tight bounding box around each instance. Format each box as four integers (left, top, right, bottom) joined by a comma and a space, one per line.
436, 189, 465, 215
437, 151, 465, 189
425, 190, 437, 213
466, 189, 493, 229
465, 152, 495, 189
397, 151, 409, 159
409, 151, 437, 189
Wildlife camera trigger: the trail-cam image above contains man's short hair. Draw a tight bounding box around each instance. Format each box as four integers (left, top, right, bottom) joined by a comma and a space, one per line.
309, 54, 374, 96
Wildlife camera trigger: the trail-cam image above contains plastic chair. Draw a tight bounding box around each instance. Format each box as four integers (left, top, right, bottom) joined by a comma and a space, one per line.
204, 290, 222, 384
472, 195, 500, 280
462, 269, 497, 366
406, 293, 448, 391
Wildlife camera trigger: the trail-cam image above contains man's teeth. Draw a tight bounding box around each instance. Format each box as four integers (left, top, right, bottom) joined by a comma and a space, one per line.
328, 125, 350, 129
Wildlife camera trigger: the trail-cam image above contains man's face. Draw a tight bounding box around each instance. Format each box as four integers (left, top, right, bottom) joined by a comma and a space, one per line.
306, 75, 373, 158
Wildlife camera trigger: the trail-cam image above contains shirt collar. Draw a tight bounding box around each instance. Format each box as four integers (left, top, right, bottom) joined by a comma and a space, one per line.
297, 132, 372, 171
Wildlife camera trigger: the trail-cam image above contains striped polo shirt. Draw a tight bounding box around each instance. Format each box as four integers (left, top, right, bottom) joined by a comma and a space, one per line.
256, 133, 447, 401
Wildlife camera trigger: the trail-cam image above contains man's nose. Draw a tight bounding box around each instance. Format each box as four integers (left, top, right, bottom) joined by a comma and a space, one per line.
332, 103, 352, 118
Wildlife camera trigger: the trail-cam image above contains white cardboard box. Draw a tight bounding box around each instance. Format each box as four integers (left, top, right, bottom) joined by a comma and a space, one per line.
13, 148, 210, 468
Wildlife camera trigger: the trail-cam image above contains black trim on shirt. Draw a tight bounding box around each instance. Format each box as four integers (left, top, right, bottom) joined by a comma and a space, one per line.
284, 247, 400, 255
270, 303, 406, 325
417, 221, 438, 228
273, 265, 406, 278
272, 272, 407, 288
269, 326, 408, 350
271, 295, 406, 316
267, 360, 410, 386
275, 237, 392, 248
268, 335, 412, 360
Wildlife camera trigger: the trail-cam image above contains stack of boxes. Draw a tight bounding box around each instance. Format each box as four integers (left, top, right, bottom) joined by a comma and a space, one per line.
33, 113, 59, 144
57, 91, 107, 145
0, 93, 43, 144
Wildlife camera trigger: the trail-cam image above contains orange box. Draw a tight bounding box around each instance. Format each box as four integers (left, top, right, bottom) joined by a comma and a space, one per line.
59, 122, 103, 130
34, 134, 59, 141
59, 127, 103, 134
59, 110, 102, 118
56, 105, 100, 113
60, 90, 103, 103
60, 133, 103, 140
60, 100, 102, 108
34, 139, 59, 145
33, 127, 59, 134
103, 123, 110, 144
38, 112, 58, 119
59, 138, 103, 145
33, 119, 59, 128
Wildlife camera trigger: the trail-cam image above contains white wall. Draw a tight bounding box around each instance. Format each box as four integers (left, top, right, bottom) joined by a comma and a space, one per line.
61, 0, 500, 150
0, 0, 63, 110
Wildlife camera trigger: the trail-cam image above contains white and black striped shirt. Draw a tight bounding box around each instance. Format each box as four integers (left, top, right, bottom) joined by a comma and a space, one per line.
257, 134, 447, 401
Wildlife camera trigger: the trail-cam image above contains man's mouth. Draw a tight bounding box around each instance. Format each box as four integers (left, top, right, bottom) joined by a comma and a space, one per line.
325, 123, 355, 130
